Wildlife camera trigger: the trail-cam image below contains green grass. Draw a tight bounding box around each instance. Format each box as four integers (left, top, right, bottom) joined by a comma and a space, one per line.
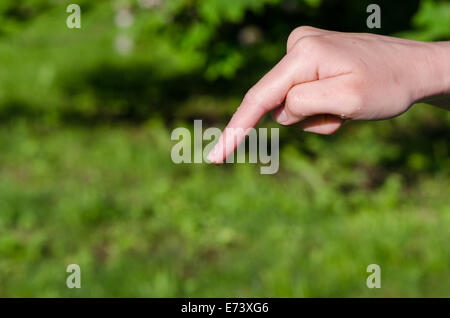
0, 111, 448, 297
0, 0, 449, 298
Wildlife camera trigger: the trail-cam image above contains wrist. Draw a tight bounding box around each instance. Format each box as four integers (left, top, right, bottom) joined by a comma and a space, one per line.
412, 41, 450, 103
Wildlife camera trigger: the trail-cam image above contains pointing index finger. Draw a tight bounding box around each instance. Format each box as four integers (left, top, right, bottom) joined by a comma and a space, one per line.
207, 49, 317, 163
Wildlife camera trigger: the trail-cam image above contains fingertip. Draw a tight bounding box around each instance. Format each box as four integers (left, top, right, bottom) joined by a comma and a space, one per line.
206, 151, 217, 164
207, 141, 224, 164
300, 115, 344, 135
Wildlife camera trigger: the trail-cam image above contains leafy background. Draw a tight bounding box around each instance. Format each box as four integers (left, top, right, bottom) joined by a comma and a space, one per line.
0, 0, 449, 297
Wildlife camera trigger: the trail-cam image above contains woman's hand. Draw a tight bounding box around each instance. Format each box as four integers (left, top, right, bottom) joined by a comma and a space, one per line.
207, 27, 450, 163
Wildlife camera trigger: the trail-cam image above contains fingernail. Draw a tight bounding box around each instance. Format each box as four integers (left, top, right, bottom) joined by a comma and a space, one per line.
277, 109, 288, 123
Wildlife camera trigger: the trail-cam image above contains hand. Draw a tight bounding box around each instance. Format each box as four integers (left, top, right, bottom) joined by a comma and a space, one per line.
207, 26, 450, 164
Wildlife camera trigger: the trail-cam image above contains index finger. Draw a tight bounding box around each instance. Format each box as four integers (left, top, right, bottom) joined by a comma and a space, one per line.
207, 48, 318, 163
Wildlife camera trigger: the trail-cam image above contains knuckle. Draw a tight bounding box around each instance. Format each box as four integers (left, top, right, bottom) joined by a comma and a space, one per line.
287, 26, 317, 50
285, 88, 304, 117
289, 26, 313, 39
293, 36, 324, 53
288, 26, 304, 43
243, 87, 269, 113
344, 81, 366, 116
349, 58, 369, 74
243, 88, 260, 106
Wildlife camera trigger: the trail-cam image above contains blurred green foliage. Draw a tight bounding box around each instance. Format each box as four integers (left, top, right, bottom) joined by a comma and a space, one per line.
0, 0, 449, 296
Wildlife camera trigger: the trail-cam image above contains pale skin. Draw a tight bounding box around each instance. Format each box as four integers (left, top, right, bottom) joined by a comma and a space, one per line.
207, 26, 450, 163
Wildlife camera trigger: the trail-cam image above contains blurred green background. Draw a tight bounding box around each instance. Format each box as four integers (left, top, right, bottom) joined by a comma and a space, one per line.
0, 0, 449, 297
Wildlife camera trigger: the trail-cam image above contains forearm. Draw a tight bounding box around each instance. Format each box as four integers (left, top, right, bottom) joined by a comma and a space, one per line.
417, 41, 450, 110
